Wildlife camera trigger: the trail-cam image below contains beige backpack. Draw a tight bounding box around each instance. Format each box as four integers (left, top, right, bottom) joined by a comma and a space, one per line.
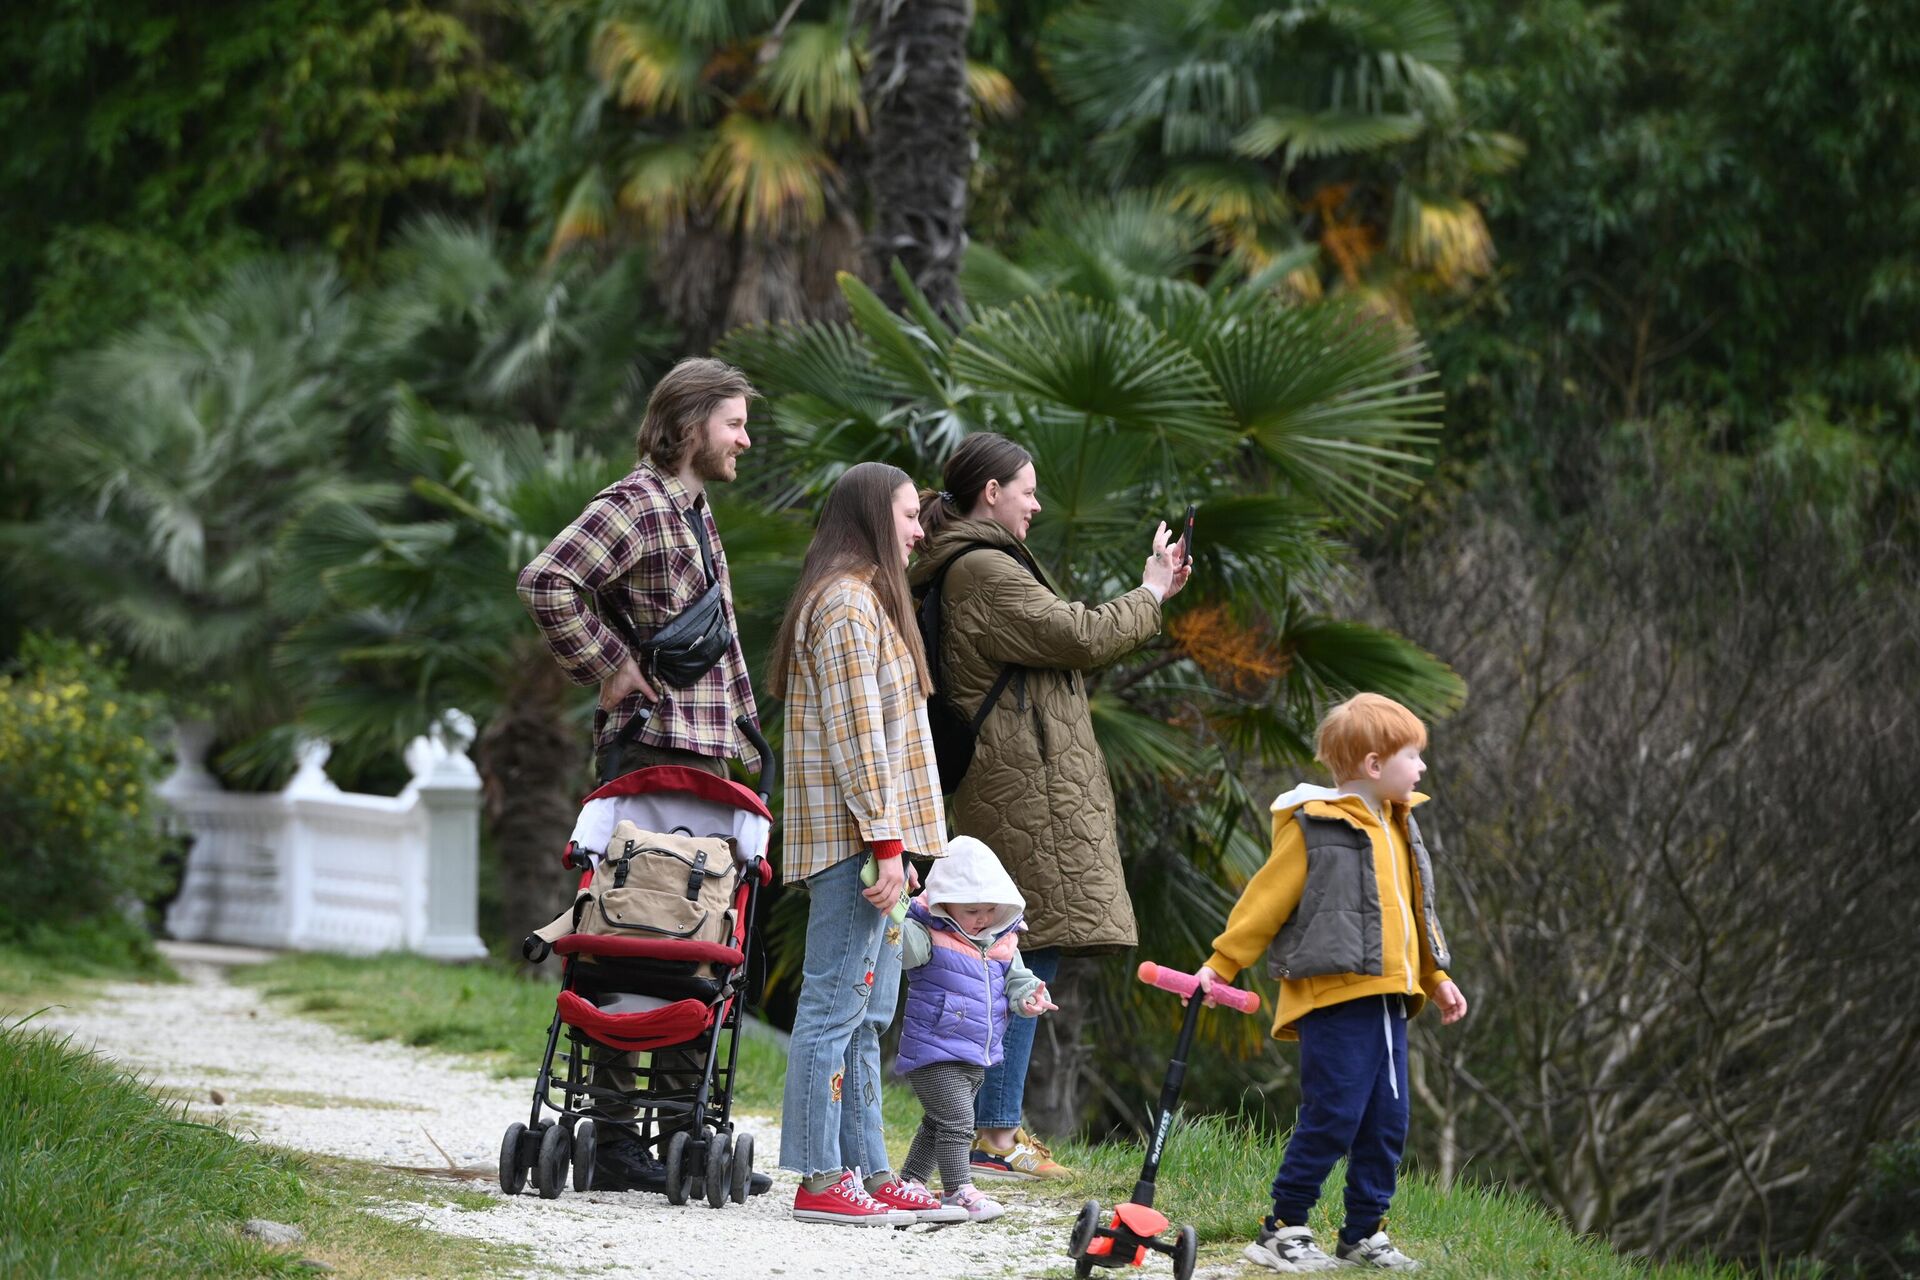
534, 820, 741, 967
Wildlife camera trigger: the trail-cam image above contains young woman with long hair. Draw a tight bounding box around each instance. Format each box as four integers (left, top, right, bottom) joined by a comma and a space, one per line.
908, 431, 1190, 1181
768, 461, 959, 1225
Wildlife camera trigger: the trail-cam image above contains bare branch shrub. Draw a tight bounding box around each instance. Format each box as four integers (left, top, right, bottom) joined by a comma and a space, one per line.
1370, 436, 1920, 1270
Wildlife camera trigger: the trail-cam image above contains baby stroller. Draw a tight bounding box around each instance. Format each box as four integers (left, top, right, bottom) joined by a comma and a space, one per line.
499, 713, 774, 1206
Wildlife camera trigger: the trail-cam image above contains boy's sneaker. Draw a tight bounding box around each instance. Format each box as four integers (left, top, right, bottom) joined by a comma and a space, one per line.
791, 1171, 915, 1226
1243, 1223, 1341, 1272
1337, 1231, 1423, 1270
969, 1127, 1071, 1181
869, 1177, 969, 1223
941, 1184, 1005, 1222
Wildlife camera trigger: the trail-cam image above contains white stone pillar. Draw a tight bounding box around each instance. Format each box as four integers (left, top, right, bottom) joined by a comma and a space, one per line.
406, 711, 486, 960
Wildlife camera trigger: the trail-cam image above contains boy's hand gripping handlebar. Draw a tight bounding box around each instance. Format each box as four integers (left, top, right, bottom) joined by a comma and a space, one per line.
1136, 962, 1261, 1015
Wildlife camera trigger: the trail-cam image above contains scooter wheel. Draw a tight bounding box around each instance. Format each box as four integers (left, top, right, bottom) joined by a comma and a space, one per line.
1068, 1200, 1101, 1258
1173, 1224, 1198, 1280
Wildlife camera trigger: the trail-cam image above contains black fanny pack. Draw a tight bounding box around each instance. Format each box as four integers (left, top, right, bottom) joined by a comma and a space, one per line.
643, 577, 731, 687
604, 501, 734, 690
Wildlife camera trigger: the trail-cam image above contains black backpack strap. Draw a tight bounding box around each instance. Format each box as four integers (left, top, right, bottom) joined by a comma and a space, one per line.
972, 664, 1018, 732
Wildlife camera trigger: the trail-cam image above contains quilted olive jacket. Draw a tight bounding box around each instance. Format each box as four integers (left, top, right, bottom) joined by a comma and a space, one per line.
908, 519, 1162, 953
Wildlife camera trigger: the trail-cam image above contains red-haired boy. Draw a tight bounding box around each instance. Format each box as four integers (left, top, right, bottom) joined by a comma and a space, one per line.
1196, 693, 1468, 1272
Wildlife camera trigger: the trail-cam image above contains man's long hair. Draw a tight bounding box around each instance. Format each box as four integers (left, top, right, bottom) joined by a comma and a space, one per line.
767, 463, 932, 699
636, 357, 757, 468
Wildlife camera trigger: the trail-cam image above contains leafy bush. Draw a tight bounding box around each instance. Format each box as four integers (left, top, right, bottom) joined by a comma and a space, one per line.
0, 634, 174, 937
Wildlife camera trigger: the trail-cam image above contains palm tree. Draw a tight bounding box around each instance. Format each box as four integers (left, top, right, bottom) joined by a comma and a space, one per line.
274, 398, 632, 934
536, 0, 866, 345
1039, 0, 1522, 304
2, 260, 374, 751
720, 258, 1463, 1129
858, 0, 976, 316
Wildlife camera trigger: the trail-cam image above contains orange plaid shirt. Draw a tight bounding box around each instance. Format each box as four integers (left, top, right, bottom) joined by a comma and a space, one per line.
778, 573, 946, 882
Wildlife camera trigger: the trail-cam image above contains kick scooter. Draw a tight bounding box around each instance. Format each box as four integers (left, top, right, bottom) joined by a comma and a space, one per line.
1066, 962, 1262, 1279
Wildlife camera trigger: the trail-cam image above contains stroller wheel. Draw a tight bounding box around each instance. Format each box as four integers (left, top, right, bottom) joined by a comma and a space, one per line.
663, 1130, 691, 1206
1172, 1225, 1197, 1280
728, 1132, 753, 1204
571, 1120, 597, 1192
1068, 1200, 1101, 1259
705, 1132, 732, 1209
498, 1123, 528, 1196
535, 1119, 571, 1199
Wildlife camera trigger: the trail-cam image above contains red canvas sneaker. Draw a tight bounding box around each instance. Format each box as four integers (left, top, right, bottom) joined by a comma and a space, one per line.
790, 1171, 914, 1226
869, 1176, 969, 1223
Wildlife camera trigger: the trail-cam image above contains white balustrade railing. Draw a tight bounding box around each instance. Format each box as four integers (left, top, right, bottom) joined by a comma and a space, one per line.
162, 713, 487, 960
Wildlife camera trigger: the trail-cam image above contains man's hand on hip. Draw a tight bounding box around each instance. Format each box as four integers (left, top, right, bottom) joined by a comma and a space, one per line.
599, 656, 659, 710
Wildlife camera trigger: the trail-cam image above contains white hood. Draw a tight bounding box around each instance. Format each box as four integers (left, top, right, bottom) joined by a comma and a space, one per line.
923, 835, 1026, 937
1269, 783, 1350, 816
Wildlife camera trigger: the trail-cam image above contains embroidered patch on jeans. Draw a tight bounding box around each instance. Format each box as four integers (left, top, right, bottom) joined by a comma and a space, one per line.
885, 924, 901, 947
829, 1069, 843, 1103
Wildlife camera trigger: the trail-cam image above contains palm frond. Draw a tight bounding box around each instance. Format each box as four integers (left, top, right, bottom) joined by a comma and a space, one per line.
837, 272, 949, 405
1201, 300, 1443, 519
1387, 186, 1495, 285
1232, 109, 1425, 167
1283, 616, 1465, 718
615, 137, 706, 232
950, 293, 1233, 443
591, 19, 714, 122
966, 59, 1022, 121
549, 167, 616, 259
756, 18, 866, 140
701, 114, 833, 236
1162, 160, 1287, 230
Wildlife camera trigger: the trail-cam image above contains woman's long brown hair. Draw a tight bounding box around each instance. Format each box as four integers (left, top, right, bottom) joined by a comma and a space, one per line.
767, 462, 932, 699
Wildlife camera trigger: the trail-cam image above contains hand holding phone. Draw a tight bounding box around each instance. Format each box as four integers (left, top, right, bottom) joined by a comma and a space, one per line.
1180, 503, 1197, 566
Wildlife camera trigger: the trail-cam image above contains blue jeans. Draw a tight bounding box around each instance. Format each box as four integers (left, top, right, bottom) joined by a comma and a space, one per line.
778, 855, 902, 1177
972, 945, 1061, 1129
1269, 993, 1410, 1239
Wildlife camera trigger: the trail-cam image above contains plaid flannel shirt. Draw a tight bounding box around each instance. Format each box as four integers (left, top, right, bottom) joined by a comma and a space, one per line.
515, 460, 758, 761
779, 573, 946, 882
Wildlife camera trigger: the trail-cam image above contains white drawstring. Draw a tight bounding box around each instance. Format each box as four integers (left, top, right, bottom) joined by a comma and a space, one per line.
1383, 996, 1399, 1100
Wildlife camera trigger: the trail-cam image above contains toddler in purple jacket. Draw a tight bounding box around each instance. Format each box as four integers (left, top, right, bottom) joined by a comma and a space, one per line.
895, 835, 1058, 1221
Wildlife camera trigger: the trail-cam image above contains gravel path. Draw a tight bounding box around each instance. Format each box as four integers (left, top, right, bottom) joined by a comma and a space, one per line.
35, 944, 1093, 1279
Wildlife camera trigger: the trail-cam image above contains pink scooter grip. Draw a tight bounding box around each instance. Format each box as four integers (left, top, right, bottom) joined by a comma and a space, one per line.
1136, 962, 1261, 1015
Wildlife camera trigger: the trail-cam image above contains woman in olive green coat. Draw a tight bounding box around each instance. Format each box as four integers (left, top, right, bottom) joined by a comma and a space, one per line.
907, 432, 1189, 1180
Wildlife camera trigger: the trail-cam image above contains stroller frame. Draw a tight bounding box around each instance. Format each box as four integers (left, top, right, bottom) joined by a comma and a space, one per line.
500, 713, 776, 1207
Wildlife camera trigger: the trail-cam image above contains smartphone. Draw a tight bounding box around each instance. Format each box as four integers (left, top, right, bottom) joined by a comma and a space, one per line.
1180, 503, 1197, 566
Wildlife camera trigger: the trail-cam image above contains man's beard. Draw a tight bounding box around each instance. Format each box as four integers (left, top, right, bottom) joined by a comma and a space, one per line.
689, 436, 736, 483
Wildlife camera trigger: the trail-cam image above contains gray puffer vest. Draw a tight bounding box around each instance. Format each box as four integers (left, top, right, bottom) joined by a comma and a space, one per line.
1267, 807, 1451, 981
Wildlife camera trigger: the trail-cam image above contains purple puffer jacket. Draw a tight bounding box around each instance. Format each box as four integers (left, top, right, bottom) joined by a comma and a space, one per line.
895, 900, 1021, 1074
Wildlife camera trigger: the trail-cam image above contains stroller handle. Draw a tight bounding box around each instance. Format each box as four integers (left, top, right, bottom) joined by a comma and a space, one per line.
1137, 962, 1260, 1015
736, 714, 777, 805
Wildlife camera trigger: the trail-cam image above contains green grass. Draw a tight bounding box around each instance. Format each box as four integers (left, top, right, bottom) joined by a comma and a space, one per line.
0, 1014, 521, 1279
232, 953, 1740, 1279
0, 916, 176, 1015
1032, 1111, 1744, 1279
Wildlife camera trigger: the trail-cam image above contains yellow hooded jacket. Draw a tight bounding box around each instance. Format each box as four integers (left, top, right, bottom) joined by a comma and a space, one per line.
1204, 784, 1451, 1041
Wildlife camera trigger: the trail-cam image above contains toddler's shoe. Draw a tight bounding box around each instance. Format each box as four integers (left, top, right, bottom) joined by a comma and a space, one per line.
791, 1171, 915, 1226
869, 1177, 969, 1223
1337, 1230, 1423, 1270
969, 1126, 1071, 1180
941, 1184, 1006, 1222
1243, 1223, 1341, 1272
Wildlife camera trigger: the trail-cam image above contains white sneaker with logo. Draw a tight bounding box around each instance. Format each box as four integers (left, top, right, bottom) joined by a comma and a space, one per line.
1243, 1223, 1341, 1272
1336, 1231, 1423, 1270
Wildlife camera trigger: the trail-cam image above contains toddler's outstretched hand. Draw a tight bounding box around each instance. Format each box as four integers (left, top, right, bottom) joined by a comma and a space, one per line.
1022, 983, 1058, 1016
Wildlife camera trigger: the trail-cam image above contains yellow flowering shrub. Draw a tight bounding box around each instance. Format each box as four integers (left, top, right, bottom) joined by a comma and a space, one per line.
0, 635, 173, 933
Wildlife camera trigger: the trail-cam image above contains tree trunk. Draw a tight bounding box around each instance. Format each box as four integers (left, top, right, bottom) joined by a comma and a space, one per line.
472, 642, 584, 951
1024, 954, 1094, 1139
859, 0, 974, 318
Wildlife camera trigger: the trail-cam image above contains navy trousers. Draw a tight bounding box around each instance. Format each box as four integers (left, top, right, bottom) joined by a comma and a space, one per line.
1269, 993, 1410, 1239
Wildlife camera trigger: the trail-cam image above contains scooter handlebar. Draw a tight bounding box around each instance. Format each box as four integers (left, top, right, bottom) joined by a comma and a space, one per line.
1136, 962, 1261, 1015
